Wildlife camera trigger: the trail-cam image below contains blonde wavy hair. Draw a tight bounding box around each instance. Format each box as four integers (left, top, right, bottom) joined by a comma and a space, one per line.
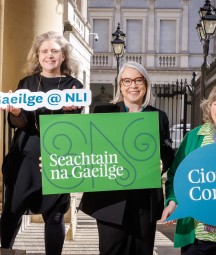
111, 61, 154, 107
24, 31, 78, 77
200, 86, 216, 125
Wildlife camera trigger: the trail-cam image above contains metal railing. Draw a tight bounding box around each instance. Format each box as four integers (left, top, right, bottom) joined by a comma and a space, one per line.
152, 79, 192, 150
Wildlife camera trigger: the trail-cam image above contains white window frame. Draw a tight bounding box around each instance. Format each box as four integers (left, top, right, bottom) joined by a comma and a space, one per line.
88, 8, 113, 52
122, 9, 148, 53
155, 9, 181, 54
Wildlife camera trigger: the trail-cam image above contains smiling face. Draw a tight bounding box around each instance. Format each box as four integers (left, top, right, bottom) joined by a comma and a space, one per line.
120, 67, 147, 107
38, 40, 65, 77
210, 101, 216, 125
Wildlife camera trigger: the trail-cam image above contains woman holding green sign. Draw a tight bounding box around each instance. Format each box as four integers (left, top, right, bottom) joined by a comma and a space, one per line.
80, 61, 174, 255
161, 86, 216, 254
1, 31, 83, 255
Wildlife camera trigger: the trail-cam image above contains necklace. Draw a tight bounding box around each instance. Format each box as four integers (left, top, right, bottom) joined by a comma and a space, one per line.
34, 74, 62, 131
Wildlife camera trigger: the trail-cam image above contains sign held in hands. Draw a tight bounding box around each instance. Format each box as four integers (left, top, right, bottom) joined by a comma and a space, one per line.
167, 143, 216, 226
40, 112, 161, 194
0, 89, 91, 110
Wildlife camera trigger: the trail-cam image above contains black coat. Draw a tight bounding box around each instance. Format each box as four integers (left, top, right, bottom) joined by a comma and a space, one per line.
79, 102, 174, 225
2, 74, 83, 214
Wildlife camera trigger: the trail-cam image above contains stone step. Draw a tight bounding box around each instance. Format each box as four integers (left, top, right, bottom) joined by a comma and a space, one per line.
13, 210, 99, 254
0, 248, 26, 255
2, 191, 179, 254
13, 221, 174, 254
10, 191, 176, 254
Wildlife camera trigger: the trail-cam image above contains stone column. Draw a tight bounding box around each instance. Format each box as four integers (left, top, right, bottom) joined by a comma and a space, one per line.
2, 0, 64, 91
0, 0, 4, 90
114, 0, 121, 29
1, 0, 64, 215
1, 0, 37, 208
2, 0, 35, 91
0, 0, 5, 193
180, 0, 189, 68
146, 0, 155, 68
80, 0, 87, 21
182, 0, 189, 52
34, 0, 64, 35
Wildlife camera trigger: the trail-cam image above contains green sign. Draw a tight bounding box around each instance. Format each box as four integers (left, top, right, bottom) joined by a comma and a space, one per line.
40, 112, 161, 195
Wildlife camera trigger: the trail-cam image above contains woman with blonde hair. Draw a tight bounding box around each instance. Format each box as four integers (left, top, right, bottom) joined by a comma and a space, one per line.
80, 61, 174, 255
1, 31, 83, 255
161, 86, 216, 255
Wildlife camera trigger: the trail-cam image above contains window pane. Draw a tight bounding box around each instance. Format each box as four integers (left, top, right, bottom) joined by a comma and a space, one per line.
93, 19, 109, 52
126, 20, 142, 53
160, 20, 176, 53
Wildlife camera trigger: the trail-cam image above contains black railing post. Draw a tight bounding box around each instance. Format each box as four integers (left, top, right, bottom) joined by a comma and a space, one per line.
191, 72, 197, 129
183, 80, 188, 137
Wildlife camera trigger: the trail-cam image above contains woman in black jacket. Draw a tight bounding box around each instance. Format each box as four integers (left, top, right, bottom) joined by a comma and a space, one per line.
1, 31, 83, 255
79, 61, 174, 255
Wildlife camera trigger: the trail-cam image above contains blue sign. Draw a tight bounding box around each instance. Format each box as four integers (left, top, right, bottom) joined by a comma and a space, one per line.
167, 143, 216, 226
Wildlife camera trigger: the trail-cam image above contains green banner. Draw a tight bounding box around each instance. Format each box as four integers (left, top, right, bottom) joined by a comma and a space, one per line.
40, 112, 161, 194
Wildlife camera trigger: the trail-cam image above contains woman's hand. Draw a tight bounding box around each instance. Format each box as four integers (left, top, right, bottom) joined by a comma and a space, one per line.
39, 157, 42, 172
160, 160, 163, 172
62, 86, 82, 111
160, 200, 177, 225
4, 90, 22, 116
62, 105, 82, 111
6, 105, 21, 116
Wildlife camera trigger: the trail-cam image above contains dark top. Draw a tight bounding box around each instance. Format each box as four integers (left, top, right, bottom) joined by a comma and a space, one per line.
79, 102, 174, 225
2, 73, 83, 214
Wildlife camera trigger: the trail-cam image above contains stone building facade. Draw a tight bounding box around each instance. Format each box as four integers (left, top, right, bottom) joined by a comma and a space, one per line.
0, 0, 92, 237
0, 0, 92, 172
88, 0, 216, 103
1, 0, 216, 238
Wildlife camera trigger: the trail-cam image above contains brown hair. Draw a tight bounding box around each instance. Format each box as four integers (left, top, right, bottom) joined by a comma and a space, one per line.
200, 86, 216, 124
24, 31, 78, 77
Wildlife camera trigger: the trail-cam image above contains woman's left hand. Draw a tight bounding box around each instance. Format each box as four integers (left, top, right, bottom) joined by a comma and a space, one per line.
160, 201, 177, 225
62, 105, 82, 111
62, 86, 82, 111
39, 157, 42, 172
160, 160, 163, 172
4, 90, 22, 116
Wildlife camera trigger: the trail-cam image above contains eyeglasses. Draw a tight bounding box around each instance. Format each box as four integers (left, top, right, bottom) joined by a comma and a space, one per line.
121, 77, 145, 87
39, 49, 62, 55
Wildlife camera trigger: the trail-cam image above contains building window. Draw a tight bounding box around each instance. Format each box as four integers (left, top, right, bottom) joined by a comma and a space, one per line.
93, 19, 109, 52
160, 20, 176, 53
126, 19, 142, 53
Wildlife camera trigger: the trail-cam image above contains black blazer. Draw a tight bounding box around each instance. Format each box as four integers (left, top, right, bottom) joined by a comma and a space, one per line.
79, 102, 174, 225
